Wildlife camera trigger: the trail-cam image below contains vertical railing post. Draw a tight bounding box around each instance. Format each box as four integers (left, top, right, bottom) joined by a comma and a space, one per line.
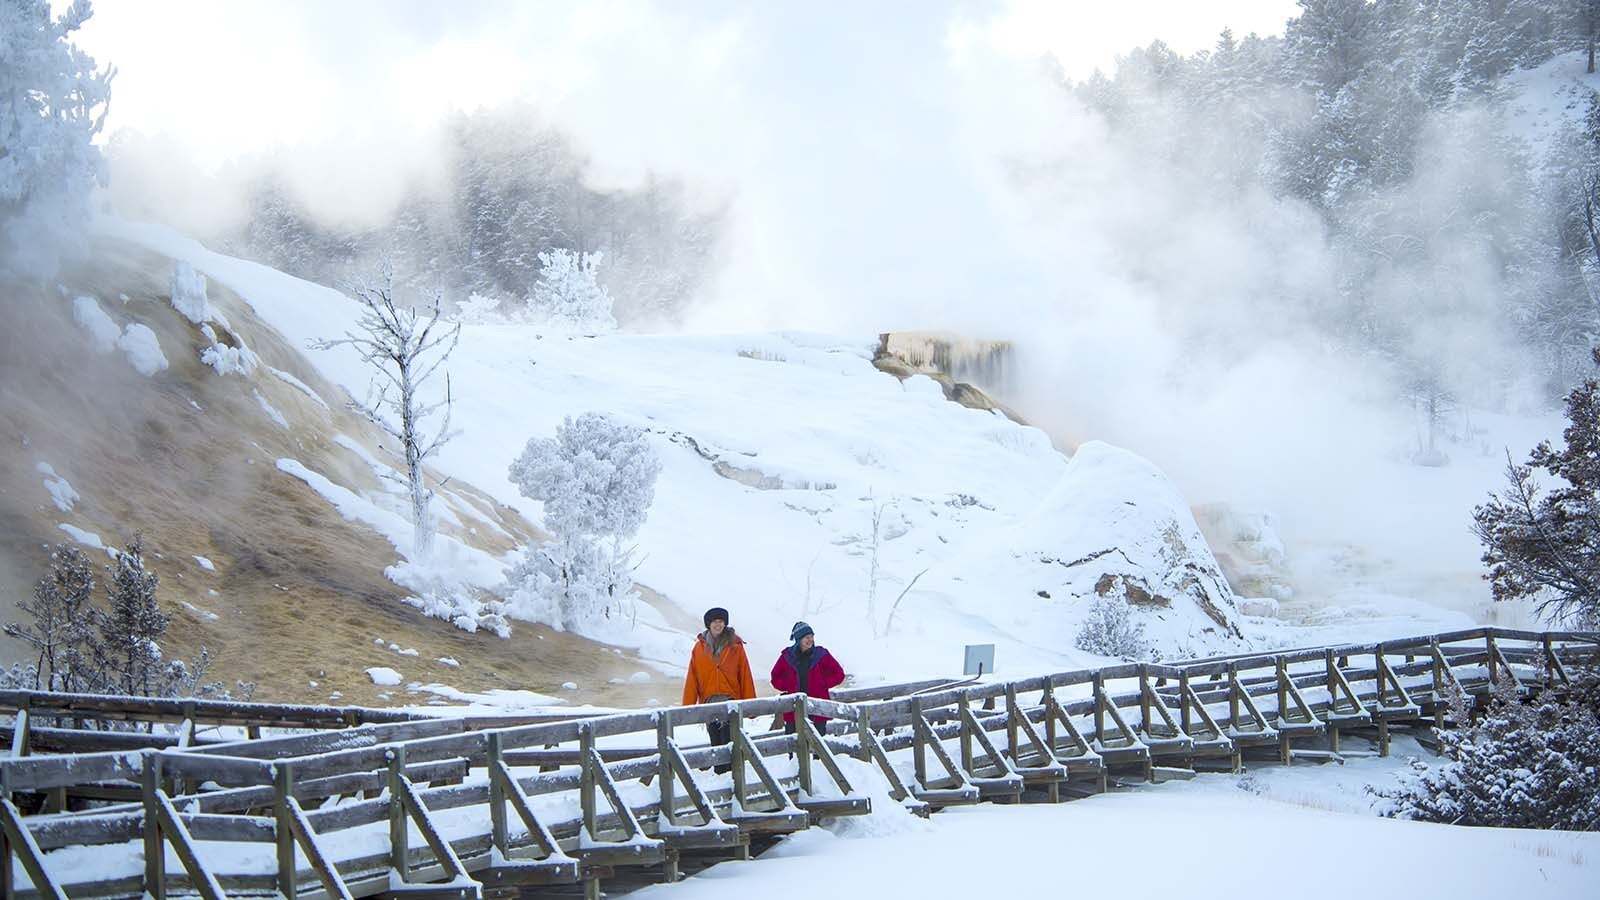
1275, 657, 1288, 723
793, 695, 812, 796
3, 767, 16, 900
958, 691, 973, 773
910, 696, 926, 788
387, 745, 409, 883
1137, 665, 1151, 736
487, 732, 508, 852
855, 705, 873, 762
1542, 634, 1555, 688
1485, 633, 1498, 684
1005, 684, 1021, 761
1092, 673, 1106, 745
1430, 639, 1445, 728
656, 711, 675, 824
578, 723, 596, 840
142, 751, 165, 900
1375, 645, 1388, 705
1227, 664, 1240, 730
1325, 649, 1342, 753
276, 761, 297, 899
660, 707, 680, 884
729, 706, 747, 804
1178, 671, 1192, 735
9, 708, 28, 759
1325, 649, 1337, 703
1043, 681, 1059, 751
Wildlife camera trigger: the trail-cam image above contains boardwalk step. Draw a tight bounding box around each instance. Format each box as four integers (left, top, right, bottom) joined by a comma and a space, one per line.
574, 841, 666, 867
1288, 750, 1344, 765
378, 881, 481, 900
1150, 766, 1196, 783
795, 796, 871, 819
656, 823, 741, 850
476, 856, 582, 887
725, 810, 810, 834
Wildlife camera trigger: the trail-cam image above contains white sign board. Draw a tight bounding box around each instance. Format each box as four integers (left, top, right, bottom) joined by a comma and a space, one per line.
963, 644, 995, 677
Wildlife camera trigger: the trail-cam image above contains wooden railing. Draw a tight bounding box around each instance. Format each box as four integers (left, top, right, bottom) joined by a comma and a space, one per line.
0, 626, 1591, 900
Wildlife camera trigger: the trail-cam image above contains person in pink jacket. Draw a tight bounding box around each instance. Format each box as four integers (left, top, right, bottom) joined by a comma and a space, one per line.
769, 621, 846, 733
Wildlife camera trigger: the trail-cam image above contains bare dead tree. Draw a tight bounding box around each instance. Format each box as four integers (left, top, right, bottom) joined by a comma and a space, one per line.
316, 263, 461, 561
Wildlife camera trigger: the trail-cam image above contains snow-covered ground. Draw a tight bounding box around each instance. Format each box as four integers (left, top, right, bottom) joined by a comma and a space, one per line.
99, 218, 1269, 694
636, 762, 1598, 900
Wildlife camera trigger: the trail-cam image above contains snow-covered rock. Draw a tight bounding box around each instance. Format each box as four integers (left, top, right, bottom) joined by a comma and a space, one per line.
117, 323, 168, 375
915, 441, 1247, 660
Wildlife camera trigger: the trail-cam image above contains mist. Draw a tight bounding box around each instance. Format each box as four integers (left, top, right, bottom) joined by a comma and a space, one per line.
79, 1, 1565, 612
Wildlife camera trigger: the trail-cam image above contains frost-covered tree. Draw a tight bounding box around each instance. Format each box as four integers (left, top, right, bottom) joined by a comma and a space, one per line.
510, 413, 660, 539
316, 264, 460, 561
95, 536, 181, 697
506, 413, 661, 630
1473, 349, 1600, 625
4, 544, 101, 692
0, 0, 114, 277
528, 248, 616, 333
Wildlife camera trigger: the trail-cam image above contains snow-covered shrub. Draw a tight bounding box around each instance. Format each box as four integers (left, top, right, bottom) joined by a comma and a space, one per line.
0, 0, 113, 278
453, 292, 503, 324
1375, 673, 1600, 831
505, 413, 660, 634
0, 662, 40, 691
503, 536, 640, 633
1074, 594, 1155, 660
528, 249, 616, 333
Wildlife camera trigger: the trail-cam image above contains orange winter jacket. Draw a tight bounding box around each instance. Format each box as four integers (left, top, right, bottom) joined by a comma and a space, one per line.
682, 629, 756, 706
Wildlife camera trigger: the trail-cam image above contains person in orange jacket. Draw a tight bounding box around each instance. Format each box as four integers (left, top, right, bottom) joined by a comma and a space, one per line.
681, 606, 755, 772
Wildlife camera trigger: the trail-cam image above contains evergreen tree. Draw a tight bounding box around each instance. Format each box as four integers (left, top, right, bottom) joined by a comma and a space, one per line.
1473, 348, 1600, 624
96, 537, 175, 697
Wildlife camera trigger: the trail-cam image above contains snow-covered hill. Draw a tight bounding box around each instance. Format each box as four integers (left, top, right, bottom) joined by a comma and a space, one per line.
91, 219, 1258, 696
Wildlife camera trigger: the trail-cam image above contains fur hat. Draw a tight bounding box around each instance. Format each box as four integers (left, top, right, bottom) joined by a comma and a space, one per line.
703, 607, 730, 628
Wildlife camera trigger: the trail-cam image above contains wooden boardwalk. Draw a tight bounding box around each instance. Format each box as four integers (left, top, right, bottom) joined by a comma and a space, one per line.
0, 626, 1593, 900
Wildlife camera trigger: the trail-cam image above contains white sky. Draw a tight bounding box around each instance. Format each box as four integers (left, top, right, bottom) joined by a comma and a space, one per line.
70, 1, 1299, 175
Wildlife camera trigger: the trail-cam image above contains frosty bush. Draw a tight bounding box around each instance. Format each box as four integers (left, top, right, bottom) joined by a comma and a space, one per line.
1074, 594, 1155, 660
505, 413, 660, 632
1375, 673, 1600, 830
502, 537, 641, 633
528, 249, 616, 333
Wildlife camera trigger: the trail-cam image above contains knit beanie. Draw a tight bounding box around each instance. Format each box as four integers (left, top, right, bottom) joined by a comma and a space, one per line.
790, 621, 814, 644
704, 607, 730, 628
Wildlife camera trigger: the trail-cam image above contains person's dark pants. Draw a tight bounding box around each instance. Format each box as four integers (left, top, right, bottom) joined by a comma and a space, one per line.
707, 718, 731, 774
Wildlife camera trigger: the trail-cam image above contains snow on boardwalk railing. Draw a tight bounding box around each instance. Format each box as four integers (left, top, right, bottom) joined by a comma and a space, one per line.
0, 627, 1594, 900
